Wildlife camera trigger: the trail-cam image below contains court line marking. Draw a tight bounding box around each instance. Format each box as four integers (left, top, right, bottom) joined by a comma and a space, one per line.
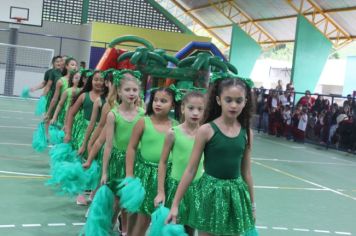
0, 109, 33, 114
0, 175, 48, 179
253, 157, 356, 167
253, 161, 356, 201
254, 185, 327, 191
22, 224, 41, 227
255, 134, 355, 165
0, 126, 36, 129
0, 225, 15, 228
0, 142, 32, 146
0, 223, 352, 234
0, 170, 50, 177
48, 223, 66, 227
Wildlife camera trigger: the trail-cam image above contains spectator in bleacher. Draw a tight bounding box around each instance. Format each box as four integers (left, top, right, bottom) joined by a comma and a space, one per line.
328, 103, 340, 144
335, 114, 353, 151
313, 95, 324, 114
283, 105, 292, 139
80, 61, 86, 69
322, 98, 330, 112
270, 90, 279, 109
343, 94, 353, 108
297, 90, 315, 110
276, 80, 283, 91
342, 104, 352, 118
279, 91, 290, 106
294, 106, 308, 143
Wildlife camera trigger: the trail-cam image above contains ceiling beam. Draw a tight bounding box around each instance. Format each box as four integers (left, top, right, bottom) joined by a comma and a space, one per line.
208, 5, 356, 28
207, 0, 277, 45
186, 0, 229, 12
170, 0, 229, 47
285, 0, 353, 48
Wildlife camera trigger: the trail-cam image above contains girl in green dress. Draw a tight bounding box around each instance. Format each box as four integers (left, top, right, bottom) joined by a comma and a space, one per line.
99, 70, 143, 235
155, 91, 205, 236
50, 70, 83, 127
45, 57, 77, 122
166, 76, 258, 236
126, 87, 180, 236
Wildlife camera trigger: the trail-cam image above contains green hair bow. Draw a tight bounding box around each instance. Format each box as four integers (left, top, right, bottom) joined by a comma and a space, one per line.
210, 72, 254, 89
168, 84, 183, 102
69, 69, 80, 76
188, 86, 207, 94
100, 68, 116, 79
112, 69, 142, 86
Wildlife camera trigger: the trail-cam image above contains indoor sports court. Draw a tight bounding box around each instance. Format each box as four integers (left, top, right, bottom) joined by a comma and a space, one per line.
1, 0, 356, 236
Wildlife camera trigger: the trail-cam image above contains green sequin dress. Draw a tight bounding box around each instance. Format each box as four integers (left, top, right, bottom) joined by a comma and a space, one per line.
187, 122, 257, 235
56, 77, 69, 127
134, 116, 177, 215
106, 107, 145, 181
165, 126, 204, 225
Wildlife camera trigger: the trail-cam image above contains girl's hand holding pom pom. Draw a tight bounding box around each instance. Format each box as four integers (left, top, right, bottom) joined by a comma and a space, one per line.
154, 191, 165, 208
82, 161, 91, 169
165, 206, 178, 224
100, 173, 107, 185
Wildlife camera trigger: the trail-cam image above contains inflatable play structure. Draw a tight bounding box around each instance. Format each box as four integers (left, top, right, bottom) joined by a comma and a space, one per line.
95, 35, 238, 92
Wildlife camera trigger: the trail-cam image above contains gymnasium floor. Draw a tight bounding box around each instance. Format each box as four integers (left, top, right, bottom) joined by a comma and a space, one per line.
0, 97, 355, 236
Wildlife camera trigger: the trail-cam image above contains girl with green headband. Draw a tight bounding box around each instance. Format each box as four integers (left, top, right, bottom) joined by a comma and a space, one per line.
166, 77, 258, 236
154, 90, 206, 236
45, 57, 77, 123
91, 70, 143, 235
50, 70, 83, 127
125, 86, 180, 236
64, 70, 105, 205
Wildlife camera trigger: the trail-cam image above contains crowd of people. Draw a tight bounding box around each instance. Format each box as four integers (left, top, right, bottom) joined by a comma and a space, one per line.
26, 55, 259, 236
255, 80, 356, 153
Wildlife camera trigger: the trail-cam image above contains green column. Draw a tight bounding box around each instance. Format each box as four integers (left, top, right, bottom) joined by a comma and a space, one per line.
291, 15, 332, 95
81, 0, 89, 24
229, 24, 262, 78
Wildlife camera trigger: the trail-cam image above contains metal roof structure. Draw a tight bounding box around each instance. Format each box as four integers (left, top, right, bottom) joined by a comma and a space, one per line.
156, 0, 356, 51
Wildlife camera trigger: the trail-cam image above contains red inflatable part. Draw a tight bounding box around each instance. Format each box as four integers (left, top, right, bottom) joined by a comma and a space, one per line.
116, 49, 136, 70
96, 48, 118, 70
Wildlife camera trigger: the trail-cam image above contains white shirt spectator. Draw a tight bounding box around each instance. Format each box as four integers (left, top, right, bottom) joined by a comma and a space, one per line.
271, 97, 278, 108
279, 94, 289, 106
283, 110, 291, 125
298, 114, 308, 131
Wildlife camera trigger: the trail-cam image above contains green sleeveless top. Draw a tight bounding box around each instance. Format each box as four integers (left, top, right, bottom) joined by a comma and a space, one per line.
204, 122, 247, 179
59, 77, 69, 95
111, 107, 145, 152
64, 87, 80, 112
140, 116, 178, 163
83, 92, 105, 122
170, 126, 204, 182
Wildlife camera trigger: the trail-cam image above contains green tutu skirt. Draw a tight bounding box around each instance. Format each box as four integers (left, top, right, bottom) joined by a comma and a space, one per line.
165, 177, 199, 225
107, 147, 126, 181
187, 173, 256, 235
71, 112, 89, 153
134, 154, 171, 216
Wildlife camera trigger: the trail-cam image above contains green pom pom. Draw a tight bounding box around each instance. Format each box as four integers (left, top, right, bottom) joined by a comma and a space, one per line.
35, 96, 47, 116
83, 185, 114, 236
49, 143, 77, 166
117, 177, 145, 213
21, 86, 30, 98
46, 160, 87, 196
149, 205, 170, 236
32, 122, 47, 152
49, 125, 64, 144
161, 224, 188, 236
243, 228, 259, 236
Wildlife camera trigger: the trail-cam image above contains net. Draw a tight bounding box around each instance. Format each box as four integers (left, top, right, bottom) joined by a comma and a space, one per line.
0, 43, 54, 97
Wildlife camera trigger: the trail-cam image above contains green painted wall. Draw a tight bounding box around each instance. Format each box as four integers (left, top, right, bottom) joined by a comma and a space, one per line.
291, 15, 332, 94
229, 24, 262, 78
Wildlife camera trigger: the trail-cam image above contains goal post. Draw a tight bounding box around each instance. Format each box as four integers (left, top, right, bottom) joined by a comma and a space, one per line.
0, 43, 54, 97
